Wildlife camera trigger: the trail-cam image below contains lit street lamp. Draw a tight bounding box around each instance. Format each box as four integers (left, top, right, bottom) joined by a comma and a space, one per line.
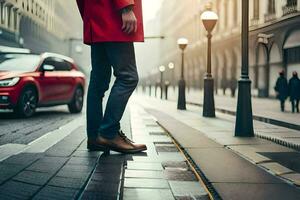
201, 9, 218, 117
159, 65, 166, 99
177, 38, 188, 110
235, 0, 254, 137
168, 62, 175, 91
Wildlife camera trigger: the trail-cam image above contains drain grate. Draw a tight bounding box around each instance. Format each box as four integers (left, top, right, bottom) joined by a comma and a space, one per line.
162, 161, 189, 169
155, 146, 179, 152
154, 142, 178, 153
164, 169, 198, 181
175, 195, 210, 200
149, 131, 166, 136
145, 124, 159, 127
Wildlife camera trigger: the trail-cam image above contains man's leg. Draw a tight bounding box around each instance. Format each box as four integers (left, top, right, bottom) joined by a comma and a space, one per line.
280, 99, 285, 112
291, 100, 295, 113
87, 43, 112, 141
99, 42, 138, 139
296, 100, 299, 113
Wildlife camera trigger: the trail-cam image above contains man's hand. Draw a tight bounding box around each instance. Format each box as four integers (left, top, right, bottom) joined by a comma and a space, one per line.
122, 7, 137, 34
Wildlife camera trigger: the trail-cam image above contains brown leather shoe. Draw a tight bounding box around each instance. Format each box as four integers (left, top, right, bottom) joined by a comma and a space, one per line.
87, 131, 147, 154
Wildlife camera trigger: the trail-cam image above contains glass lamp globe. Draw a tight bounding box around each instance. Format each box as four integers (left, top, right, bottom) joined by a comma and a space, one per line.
177, 38, 189, 50
201, 10, 218, 32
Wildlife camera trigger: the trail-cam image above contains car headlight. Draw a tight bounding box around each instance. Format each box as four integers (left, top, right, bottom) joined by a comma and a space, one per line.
0, 77, 20, 87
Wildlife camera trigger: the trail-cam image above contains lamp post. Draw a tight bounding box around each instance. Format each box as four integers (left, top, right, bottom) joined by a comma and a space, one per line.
168, 62, 175, 91
201, 9, 218, 117
235, 0, 254, 137
177, 38, 188, 110
159, 65, 166, 99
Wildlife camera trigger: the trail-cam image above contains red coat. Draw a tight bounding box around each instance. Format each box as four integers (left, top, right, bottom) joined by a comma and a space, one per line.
76, 0, 144, 44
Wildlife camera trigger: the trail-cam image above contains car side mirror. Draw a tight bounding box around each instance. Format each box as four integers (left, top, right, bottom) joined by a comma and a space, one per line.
43, 64, 55, 72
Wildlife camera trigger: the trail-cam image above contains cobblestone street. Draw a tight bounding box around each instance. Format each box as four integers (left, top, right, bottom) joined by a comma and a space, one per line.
0, 94, 300, 199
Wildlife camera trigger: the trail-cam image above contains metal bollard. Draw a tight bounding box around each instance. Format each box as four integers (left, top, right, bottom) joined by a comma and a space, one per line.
149, 85, 152, 97
165, 81, 170, 100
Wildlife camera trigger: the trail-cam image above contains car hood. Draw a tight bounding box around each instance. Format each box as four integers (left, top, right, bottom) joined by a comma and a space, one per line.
0, 71, 24, 80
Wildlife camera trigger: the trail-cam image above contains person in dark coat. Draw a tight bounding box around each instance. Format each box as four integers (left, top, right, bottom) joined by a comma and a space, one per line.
288, 71, 300, 113
275, 70, 289, 112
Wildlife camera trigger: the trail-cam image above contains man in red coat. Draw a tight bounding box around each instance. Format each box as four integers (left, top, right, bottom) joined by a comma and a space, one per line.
76, 0, 147, 154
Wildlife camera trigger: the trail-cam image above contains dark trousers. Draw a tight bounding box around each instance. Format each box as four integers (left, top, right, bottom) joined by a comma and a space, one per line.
280, 99, 285, 112
291, 99, 300, 113
87, 42, 139, 140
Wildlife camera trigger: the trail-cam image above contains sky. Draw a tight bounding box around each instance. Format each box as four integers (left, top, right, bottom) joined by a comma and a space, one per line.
142, 0, 162, 22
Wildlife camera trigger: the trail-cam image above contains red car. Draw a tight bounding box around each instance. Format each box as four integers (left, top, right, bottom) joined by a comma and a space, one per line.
0, 52, 86, 117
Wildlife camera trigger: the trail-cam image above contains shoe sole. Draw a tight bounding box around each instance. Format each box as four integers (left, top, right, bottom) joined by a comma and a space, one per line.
87, 144, 147, 154
87, 143, 110, 154
110, 146, 147, 154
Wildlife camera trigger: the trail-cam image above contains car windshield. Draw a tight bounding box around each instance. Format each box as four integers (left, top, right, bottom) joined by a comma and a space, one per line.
0, 53, 40, 72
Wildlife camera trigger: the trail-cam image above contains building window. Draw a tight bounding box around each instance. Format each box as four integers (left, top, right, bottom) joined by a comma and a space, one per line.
287, 0, 297, 7
224, 1, 228, 28
283, 0, 298, 15
0, 3, 4, 25
253, 0, 259, 19
233, 0, 238, 25
268, 0, 276, 14
285, 47, 300, 64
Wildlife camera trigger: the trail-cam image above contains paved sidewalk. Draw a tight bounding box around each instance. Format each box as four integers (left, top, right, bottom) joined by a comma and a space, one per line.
0, 101, 209, 200
133, 95, 300, 200
148, 87, 300, 130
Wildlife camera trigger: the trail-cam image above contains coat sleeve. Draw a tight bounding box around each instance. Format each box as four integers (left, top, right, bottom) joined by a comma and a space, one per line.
76, 0, 85, 18
113, 0, 135, 10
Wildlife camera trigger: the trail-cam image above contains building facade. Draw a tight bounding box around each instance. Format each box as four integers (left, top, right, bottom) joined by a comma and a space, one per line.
0, 0, 90, 73
152, 0, 300, 97
0, 0, 81, 54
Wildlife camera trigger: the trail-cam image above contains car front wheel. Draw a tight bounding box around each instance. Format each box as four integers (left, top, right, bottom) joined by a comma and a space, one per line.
14, 87, 38, 118
68, 86, 84, 114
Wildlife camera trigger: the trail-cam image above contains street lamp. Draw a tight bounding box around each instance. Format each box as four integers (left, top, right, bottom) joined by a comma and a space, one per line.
168, 62, 175, 91
177, 38, 188, 110
201, 9, 218, 117
235, 0, 254, 137
159, 65, 166, 99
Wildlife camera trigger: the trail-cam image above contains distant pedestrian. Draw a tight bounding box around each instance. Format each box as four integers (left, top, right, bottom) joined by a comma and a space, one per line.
230, 78, 237, 97
274, 70, 288, 112
288, 71, 300, 113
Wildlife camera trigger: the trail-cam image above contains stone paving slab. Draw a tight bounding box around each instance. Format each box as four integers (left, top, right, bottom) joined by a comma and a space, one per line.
282, 173, 300, 186
32, 186, 79, 200
144, 106, 300, 199
123, 188, 175, 200
169, 181, 209, 199
187, 148, 282, 184
127, 161, 164, 171
0, 181, 40, 200
13, 170, 53, 186
124, 178, 170, 189
213, 183, 300, 200
260, 162, 294, 175
0, 126, 100, 200
125, 169, 164, 179
0, 163, 27, 185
